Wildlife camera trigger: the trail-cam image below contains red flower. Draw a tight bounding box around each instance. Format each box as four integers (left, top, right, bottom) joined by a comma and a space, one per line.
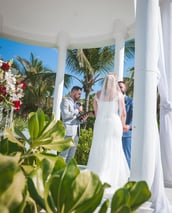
0, 86, 7, 95
13, 100, 21, 111
0, 86, 7, 101
18, 82, 27, 89
1, 62, 10, 71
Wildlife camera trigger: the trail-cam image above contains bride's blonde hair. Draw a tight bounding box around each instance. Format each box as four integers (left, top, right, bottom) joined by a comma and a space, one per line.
101, 73, 120, 101
107, 72, 117, 77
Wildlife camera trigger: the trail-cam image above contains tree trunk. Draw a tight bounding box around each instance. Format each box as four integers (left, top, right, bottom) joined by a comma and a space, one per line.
82, 91, 90, 129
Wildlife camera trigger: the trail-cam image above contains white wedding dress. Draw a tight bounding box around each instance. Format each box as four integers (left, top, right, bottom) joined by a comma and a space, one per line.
87, 92, 130, 192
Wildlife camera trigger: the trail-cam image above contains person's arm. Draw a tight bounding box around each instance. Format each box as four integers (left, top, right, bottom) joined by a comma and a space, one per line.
123, 97, 133, 132
121, 100, 127, 128
93, 91, 100, 117
93, 99, 98, 117
119, 93, 126, 128
127, 97, 133, 130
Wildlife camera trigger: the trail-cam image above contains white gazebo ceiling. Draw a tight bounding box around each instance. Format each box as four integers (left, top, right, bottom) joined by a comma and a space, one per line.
0, 0, 135, 49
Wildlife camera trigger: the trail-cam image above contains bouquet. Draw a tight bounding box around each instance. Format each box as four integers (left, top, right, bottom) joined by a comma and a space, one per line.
0, 59, 26, 129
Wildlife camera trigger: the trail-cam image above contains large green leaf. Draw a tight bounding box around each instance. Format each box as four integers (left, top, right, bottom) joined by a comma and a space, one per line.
0, 204, 9, 213
0, 154, 20, 195
0, 154, 25, 212
38, 138, 74, 152
28, 111, 40, 139
111, 205, 130, 213
36, 109, 45, 134
30, 118, 73, 152
0, 137, 23, 155
34, 153, 66, 173
27, 177, 45, 210
28, 110, 47, 140
12, 110, 73, 153
46, 159, 104, 213
37, 120, 66, 143
110, 181, 151, 212
27, 156, 66, 211
129, 181, 151, 211
111, 188, 130, 212
98, 199, 110, 213
14, 127, 29, 142
3, 128, 25, 148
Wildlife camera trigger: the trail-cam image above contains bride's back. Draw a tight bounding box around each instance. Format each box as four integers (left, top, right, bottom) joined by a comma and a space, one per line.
96, 92, 120, 118
95, 74, 123, 117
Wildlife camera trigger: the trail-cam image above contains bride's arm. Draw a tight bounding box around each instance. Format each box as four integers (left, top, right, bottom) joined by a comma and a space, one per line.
119, 94, 126, 127
93, 91, 101, 117
93, 98, 98, 117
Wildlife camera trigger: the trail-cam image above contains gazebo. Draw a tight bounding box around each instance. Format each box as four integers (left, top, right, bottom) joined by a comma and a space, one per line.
0, 0, 172, 212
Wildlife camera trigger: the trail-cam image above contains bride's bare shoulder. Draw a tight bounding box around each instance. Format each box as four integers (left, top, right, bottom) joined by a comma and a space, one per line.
96, 91, 101, 99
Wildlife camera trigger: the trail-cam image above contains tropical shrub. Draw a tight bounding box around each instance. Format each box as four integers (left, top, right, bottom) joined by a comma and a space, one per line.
0, 110, 104, 212
0, 110, 151, 213
75, 128, 93, 165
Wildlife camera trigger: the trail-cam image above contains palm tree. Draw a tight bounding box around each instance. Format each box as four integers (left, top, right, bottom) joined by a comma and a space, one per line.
123, 38, 135, 98
124, 39, 135, 60
66, 47, 114, 112
124, 39, 135, 97
124, 67, 134, 98
66, 40, 135, 112
16, 53, 56, 115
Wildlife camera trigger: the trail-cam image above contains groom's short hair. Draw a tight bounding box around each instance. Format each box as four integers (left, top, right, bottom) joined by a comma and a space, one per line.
71, 86, 82, 92
118, 81, 125, 84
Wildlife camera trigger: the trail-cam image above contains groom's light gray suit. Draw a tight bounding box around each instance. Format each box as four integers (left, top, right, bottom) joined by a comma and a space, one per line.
60, 96, 81, 163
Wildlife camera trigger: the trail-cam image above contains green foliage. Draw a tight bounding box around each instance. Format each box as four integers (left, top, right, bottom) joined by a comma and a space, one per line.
45, 159, 104, 213
75, 128, 93, 165
16, 53, 55, 116
4, 109, 74, 155
13, 115, 27, 131
111, 181, 151, 212
0, 154, 26, 213
84, 115, 95, 129
0, 110, 151, 213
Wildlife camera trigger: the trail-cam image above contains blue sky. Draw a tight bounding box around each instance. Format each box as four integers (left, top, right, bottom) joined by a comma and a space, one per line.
0, 37, 134, 97
0, 38, 58, 71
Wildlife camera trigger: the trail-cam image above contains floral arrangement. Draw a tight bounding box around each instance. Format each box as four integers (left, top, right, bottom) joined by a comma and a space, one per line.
0, 59, 26, 111
0, 59, 27, 130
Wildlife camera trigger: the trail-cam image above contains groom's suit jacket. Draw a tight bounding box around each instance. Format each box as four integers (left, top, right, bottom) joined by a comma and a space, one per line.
122, 95, 133, 168
60, 97, 81, 138
123, 95, 133, 138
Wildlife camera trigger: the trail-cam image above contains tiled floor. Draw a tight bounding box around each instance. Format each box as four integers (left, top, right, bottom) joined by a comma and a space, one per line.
166, 187, 172, 205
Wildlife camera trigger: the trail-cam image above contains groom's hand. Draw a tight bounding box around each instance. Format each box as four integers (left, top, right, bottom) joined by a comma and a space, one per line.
123, 125, 130, 132
80, 113, 89, 121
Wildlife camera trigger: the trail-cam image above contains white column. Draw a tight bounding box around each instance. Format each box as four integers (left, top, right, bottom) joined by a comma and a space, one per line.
134, 0, 137, 17
113, 20, 126, 81
131, 2, 172, 212
131, 0, 172, 213
130, 0, 159, 184
114, 35, 125, 81
160, 0, 172, 101
53, 32, 69, 121
159, 0, 172, 186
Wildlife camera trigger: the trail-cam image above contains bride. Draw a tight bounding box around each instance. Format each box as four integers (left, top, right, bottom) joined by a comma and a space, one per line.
87, 73, 130, 192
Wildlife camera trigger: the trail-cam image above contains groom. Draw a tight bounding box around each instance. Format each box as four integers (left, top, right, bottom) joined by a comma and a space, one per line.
118, 81, 133, 168
60, 86, 88, 163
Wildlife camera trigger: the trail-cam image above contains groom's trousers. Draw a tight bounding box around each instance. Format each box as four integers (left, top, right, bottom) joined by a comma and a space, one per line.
122, 136, 131, 168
